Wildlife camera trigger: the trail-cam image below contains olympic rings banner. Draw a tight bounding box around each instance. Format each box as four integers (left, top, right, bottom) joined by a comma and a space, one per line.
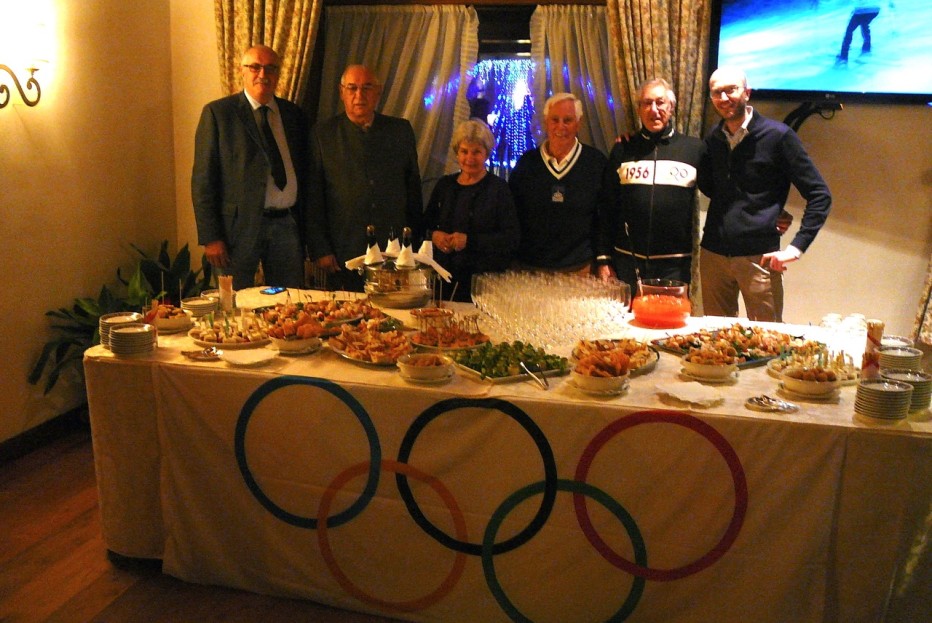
153, 369, 851, 622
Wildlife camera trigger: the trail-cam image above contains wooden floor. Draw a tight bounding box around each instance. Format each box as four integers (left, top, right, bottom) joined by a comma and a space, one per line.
0, 426, 402, 623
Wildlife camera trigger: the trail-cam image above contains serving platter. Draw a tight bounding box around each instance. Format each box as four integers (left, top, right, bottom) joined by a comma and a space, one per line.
188, 328, 270, 350
273, 341, 323, 356
399, 369, 456, 385
777, 384, 840, 403
454, 362, 569, 385
679, 369, 740, 384
410, 328, 491, 350
654, 338, 774, 369
413, 340, 489, 353
652, 323, 822, 370
329, 345, 403, 367
255, 300, 368, 326
568, 378, 630, 397
156, 322, 194, 335
766, 358, 859, 385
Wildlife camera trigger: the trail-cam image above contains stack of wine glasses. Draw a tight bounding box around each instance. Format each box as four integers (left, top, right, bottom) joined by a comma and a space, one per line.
470, 271, 631, 349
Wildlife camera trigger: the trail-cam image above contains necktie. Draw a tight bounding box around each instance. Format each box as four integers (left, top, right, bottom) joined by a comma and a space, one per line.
259, 106, 286, 190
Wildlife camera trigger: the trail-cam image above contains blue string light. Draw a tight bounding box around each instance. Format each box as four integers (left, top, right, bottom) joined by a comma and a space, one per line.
468, 59, 537, 179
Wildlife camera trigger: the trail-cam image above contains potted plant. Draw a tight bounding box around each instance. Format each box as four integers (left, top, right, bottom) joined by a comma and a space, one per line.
29, 241, 212, 395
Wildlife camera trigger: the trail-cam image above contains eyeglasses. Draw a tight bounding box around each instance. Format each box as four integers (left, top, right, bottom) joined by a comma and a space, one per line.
242, 63, 280, 75
639, 98, 668, 109
341, 83, 378, 95
710, 85, 743, 99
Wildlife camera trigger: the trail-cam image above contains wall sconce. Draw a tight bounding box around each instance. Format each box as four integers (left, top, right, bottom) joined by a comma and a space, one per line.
0, 63, 42, 108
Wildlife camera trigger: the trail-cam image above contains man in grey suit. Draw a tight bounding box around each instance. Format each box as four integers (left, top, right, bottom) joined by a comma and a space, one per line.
307, 65, 423, 291
192, 44, 307, 290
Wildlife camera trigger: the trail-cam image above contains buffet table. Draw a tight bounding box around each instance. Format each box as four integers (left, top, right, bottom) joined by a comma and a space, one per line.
84, 289, 931, 623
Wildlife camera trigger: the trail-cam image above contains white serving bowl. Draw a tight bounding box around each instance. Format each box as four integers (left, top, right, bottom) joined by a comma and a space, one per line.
153, 309, 194, 331
396, 353, 454, 380
781, 366, 841, 396
571, 367, 629, 393
680, 356, 738, 380
269, 335, 321, 353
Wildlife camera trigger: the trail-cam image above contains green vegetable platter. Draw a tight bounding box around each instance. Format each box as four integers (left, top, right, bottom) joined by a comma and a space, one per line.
452, 341, 569, 383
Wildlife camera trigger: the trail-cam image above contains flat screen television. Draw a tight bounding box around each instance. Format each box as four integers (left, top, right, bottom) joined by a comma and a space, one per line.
710, 0, 932, 104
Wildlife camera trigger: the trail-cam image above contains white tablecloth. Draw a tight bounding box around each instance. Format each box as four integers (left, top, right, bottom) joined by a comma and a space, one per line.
84, 289, 931, 622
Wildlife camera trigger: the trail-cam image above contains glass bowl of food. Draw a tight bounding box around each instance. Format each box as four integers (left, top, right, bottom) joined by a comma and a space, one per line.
631, 279, 691, 328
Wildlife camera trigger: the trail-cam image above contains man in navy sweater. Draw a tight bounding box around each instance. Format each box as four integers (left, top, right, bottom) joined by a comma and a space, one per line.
509, 93, 608, 274
698, 67, 832, 322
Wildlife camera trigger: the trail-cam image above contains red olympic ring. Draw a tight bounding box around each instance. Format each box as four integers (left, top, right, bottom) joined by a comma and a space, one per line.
573, 410, 748, 581
317, 459, 468, 612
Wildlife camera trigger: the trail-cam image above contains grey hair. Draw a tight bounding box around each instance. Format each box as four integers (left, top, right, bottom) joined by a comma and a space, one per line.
451, 119, 495, 155
543, 93, 583, 120
638, 78, 677, 109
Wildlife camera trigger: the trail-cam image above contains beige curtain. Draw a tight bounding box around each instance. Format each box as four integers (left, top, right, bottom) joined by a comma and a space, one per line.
604, 0, 711, 137
315, 5, 479, 192
214, 0, 322, 105
530, 5, 625, 155
915, 255, 932, 346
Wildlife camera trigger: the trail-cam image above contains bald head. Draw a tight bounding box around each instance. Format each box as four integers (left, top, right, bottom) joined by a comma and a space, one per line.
709, 66, 751, 131
240, 45, 282, 104
709, 67, 748, 91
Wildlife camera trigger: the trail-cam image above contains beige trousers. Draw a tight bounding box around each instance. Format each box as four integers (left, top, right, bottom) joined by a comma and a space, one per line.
699, 248, 784, 322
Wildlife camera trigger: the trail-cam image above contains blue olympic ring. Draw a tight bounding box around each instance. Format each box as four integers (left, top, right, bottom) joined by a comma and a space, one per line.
482, 478, 647, 622
396, 397, 558, 556
234, 375, 381, 529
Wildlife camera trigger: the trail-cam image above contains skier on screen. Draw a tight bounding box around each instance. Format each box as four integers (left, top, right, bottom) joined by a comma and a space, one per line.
836, 1, 896, 64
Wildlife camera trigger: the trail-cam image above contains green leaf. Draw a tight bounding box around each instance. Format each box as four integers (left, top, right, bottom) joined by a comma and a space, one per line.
126, 263, 154, 309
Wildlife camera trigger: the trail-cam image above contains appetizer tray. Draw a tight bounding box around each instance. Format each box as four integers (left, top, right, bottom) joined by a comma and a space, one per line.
188, 328, 270, 350
651, 323, 818, 370
652, 338, 771, 369
329, 345, 401, 367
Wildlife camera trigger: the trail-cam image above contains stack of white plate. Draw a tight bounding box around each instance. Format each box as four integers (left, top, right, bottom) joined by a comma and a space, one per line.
878, 346, 922, 371
99, 312, 144, 350
880, 335, 914, 349
881, 369, 932, 412
109, 323, 157, 357
854, 379, 914, 423
181, 296, 219, 318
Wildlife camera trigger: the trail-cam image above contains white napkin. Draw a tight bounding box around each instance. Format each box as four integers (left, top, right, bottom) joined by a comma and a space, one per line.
343, 253, 452, 282
396, 245, 416, 267
412, 253, 452, 282
654, 382, 724, 407
385, 238, 401, 256
364, 244, 384, 265
344, 256, 365, 271
418, 240, 434, 260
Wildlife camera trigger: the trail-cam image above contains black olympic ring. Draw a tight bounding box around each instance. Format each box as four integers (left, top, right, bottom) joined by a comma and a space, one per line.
396, 397, 558, 556
669, 166, 689, 181
482, 478, 648, 622
234, 376, 382, 529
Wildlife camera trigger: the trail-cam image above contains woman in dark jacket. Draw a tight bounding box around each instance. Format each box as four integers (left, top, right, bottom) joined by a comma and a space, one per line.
424, 119, 520, 302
